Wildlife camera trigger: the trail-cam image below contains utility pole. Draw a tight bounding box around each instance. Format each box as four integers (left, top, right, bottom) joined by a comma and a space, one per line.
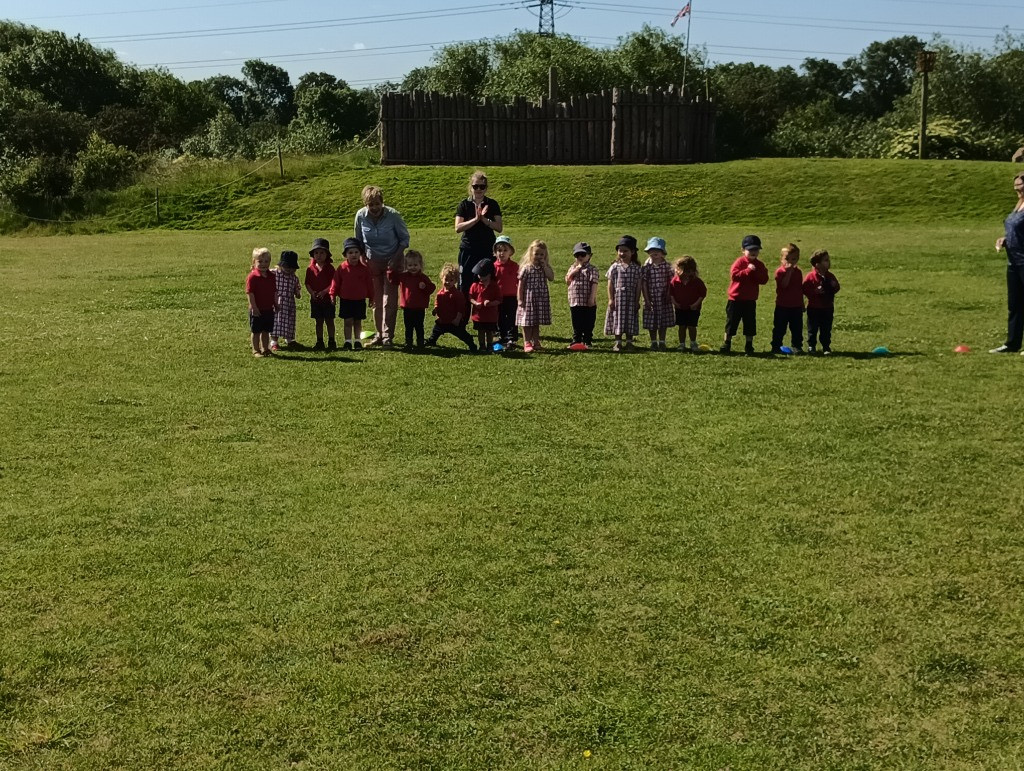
528, 0, 556, 36
917, 50, 937, 160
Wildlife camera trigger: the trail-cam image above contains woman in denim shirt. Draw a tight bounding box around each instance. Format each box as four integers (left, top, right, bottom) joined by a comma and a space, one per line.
991, 173, 1024, 354
355, 185, 411, 348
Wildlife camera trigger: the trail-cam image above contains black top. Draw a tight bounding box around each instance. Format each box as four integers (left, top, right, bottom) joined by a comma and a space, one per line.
457, 196, 502, 255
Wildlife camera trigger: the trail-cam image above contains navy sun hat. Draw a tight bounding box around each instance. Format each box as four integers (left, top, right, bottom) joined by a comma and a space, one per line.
616, 235, 638, 250
472, 259, 495, 277
278, 250, 299, 270
342, 237, 366, 255
572, 242, 592, 255
741, 235, 763, 251
309, 237, 331, 257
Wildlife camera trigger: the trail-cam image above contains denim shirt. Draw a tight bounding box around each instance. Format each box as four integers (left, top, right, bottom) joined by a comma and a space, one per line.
354, 206, 410, 261
1006, 208, 1024, 267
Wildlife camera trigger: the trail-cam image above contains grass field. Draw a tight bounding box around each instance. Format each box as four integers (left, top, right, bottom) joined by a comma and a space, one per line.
3, 162, 1024, 769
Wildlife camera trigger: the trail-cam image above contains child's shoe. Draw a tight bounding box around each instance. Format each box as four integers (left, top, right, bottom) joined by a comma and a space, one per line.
269, 340, 279, 352
353, 341, 363, 350
822, 347, 832, 356
313, 340, 325, 351
342, 341, 352, 350
678, 343, 688, 351
770, 345, 783, 355
794, 347, 805, 355
719, 341, 731, 353
690, 341, 699, 352
327, 339, 338, 350
612, 341, 622, 352
808, 345, 817, 354
523, 342, 535, 353
745, 343, 756, 355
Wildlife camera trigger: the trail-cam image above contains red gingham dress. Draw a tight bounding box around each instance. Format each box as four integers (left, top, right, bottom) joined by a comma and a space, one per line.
272, 269, 300, 339
641, 258, 674, 331
515, 264, 552, 326
604, 261, 641, 336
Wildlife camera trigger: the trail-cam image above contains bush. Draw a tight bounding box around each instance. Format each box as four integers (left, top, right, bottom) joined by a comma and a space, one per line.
769, 100, 871, 158
71, 133, 138, 194
0, 152, 73, 214
885, 116, 1019, 160
181, 109, 254, 159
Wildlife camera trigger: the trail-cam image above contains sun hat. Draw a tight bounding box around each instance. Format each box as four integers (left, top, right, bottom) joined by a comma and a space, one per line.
616, 235, 638, 250
278, 250, 299, 270
645, 237, 667, 253
472, 259, 495, 277
309, 237, 332, 257
572, 241, 592, 255
741, 235, 762, 251
342, 237, 366, 255
494, 235, 514, 251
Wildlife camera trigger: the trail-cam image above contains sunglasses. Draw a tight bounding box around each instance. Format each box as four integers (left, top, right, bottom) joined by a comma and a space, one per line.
472, 184, 487, 190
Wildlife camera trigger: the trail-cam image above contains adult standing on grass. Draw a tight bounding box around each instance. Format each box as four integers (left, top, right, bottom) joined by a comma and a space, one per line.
454, 170, 503, 299
991, 173, 1024, 354
355, 185, 410, 348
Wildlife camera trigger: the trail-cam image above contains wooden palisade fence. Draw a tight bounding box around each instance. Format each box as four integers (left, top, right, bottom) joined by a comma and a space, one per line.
380, 86, 715, 166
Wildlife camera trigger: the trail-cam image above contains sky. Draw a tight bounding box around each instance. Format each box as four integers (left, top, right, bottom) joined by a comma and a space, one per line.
3, 0, 1024, 88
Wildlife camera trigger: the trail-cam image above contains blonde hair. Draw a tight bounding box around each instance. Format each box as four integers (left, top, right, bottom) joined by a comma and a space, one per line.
405, 249, 424, 270
674, 255, 699, 277
521, 239, 548, 268
251, 247, 271, 267
467, 170, 488, 197
439, 262, 459, 285
780, 243, 800, 264
362, 185, 383, 206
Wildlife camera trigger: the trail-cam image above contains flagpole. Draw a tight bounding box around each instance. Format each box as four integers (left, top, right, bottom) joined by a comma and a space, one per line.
681, 1, 693, 100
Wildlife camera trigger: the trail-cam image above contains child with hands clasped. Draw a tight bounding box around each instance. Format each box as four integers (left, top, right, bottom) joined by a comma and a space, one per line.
565, 241, 599, 349
605, 235, 642, 352
721, 234, 770, 355
669, 256, 707, 351
330, 237, 375, 350
516, 239, 554, 353
469, 259, 503, 352
304, 237, 336, 350
426, 263, 477, 351
270, 250, 301, 351
641, 237, 674, 349
245, 247, 277, 357
387, 249, 436, 349
492, 235, 519, 348
771, 243, 804, 354
803, 249, 841, 355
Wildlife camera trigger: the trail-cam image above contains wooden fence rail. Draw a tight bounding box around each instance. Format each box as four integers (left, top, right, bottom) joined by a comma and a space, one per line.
380, 87, 715, 166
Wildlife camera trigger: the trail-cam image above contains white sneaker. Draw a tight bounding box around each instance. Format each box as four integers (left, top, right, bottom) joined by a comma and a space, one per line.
990, 345, 1016, 353
690, 342, 699, 352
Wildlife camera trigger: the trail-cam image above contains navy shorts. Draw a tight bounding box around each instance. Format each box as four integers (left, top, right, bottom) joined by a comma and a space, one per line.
249, 310, 275, 333
473, 321, 498, 332
310, 300, 335, 320
337, 298, 367, 320
675, 308, 701, 327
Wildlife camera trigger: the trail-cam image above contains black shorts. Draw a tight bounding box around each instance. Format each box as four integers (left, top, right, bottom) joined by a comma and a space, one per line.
473, 321, 498, 332
310, 299, 335, 320
249, 310, 275, 333
725, 299, 757, 336
337, 298, 367, 320
675, 308, 701, 327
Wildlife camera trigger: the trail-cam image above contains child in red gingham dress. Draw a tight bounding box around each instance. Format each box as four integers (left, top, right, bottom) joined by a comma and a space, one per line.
605, 235, 642, 352
516, 239, 554, 352
641, 236, 674, 349
270, 250, 301, 350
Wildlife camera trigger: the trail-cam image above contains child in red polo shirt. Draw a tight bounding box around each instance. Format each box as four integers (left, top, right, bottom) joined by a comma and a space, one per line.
304, 237, 336, 350
469, 259, 502, 352
331, 237, 375, 350
245, 247, 277, 357
770, 243, 804, 354
669, 255, 707, 352
387, 249, 436, 349
803, 249, 841, 355
425, 263, 477, 352
721, 234, 769, 355
492, 235, 519, 347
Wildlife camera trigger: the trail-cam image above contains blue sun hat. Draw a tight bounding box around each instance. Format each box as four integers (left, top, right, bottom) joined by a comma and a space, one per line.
645, 237, 667, 253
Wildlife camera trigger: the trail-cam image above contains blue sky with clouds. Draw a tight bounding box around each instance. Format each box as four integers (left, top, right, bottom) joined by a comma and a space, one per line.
6, 0, 1024, 87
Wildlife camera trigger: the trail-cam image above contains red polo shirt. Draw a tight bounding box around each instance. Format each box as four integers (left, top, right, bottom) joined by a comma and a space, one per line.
727, 256, 769, 301
493, 258, 520, 297
775, 265, 804, 308
669, 275, 707, 308
245, 269, 277, 311
387, 269, 436, 310
305, 261, 335, 299
434, 289, 468, 325
469, 280, 502, 323
331, 259, 374, 302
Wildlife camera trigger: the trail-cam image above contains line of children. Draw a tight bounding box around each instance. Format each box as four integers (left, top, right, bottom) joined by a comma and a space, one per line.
247, 234, 841, 356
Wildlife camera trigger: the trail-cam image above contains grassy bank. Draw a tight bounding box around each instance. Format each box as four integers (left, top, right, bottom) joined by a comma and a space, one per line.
2, 157, 1021, 235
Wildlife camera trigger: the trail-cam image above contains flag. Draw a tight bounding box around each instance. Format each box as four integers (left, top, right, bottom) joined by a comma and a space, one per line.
671, 2, 691, 26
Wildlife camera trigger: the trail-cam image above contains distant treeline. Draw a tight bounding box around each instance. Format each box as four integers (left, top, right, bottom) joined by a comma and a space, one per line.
1, 21, 1022, 217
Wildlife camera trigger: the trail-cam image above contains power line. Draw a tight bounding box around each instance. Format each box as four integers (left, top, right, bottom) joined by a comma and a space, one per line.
88, 4, 522, 44
21, 0, 290, 21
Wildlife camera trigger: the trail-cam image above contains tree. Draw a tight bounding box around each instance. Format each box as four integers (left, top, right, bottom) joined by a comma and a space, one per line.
242, 59, 295, 126
844, 36, 925, 119
485, 33, 615, 101
611, 25, 701, 92
199, 75, 251, 124
710, 62, 802, 159
800, 58, 854, 107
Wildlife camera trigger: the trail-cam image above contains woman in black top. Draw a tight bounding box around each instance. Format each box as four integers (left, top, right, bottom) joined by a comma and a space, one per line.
991, 173, 1024, 353
454, 170, 503, 298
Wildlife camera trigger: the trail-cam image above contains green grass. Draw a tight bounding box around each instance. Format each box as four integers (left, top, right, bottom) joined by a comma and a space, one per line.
2, 157, 1021, 235
3, 211, 1024, 768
